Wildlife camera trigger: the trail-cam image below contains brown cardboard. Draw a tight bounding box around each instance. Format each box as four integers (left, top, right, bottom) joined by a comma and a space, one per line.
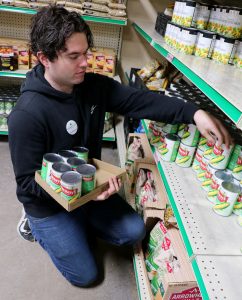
35, 158, 127, 212
154, 227, 201, 300
134, 160, 168, 210
143, 208, 165, 232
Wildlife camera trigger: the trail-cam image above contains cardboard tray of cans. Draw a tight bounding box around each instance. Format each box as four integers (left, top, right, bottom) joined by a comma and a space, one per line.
35, 158, 127, 212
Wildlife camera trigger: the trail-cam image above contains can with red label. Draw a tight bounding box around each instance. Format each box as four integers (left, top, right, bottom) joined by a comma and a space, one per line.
213, 181, 240, 217
181, 124, 200, 147
157, 134, 180, 162
61, 171, 82, 201
201, 164, 217, 191
59, 150, 78, 163
197, 156, 209, 182
207, 170, 233, 204
175, 142, 196, 167
41, 153, 64, 184
209, 143, 234, 170
233, 192, 242, 216
49, 162, 72, 192
192, 148, 203, 173
76, 164, 96, 195
198, 136, 215, 155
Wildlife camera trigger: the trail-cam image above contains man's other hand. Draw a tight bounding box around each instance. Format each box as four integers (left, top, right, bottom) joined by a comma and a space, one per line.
94, 177, 122, 201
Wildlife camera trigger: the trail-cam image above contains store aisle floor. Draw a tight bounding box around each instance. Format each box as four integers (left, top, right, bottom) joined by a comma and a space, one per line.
0, 139, 138, 300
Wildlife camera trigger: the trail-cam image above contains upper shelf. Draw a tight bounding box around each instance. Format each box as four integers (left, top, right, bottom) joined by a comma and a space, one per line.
133, 20, 242, 130
0, 70, 28, 79
0, 5, 127, 26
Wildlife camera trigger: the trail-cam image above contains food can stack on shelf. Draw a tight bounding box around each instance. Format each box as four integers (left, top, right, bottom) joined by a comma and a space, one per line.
164, 1, 242, 67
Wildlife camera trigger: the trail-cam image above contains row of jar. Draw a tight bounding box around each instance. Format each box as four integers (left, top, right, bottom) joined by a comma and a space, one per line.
172, 0, 242, 39
164, 22, 242, 67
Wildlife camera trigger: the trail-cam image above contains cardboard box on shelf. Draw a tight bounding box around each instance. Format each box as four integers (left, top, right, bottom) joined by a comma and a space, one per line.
134, 159, 168, 211
143, 208, 165, 232
125, 133, 155, 192
152, 227, 202, 300
35, 158, 127, 212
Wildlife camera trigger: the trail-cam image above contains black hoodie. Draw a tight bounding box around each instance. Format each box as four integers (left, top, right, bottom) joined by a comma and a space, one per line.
8, 64, 198, 217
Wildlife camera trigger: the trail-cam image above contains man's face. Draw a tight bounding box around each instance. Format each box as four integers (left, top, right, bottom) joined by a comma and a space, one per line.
45, 32, 89, 92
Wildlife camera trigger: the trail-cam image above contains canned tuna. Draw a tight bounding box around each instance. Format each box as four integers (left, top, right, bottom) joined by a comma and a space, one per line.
207, 170, 233, 204
49, 162, 72, 192
209, 144, 234, 170
181, 124, 200, 147
61, 171, 82, 201
41, 153, 64, 184
213, 181, 241, 217
175, 143, 196, 167
156, 134, 180, 162
72, 146, 89, 162
76, 164, 96, 195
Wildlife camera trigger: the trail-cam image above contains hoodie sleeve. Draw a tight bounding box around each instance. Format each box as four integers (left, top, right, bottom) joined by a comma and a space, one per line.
8, 109, 53, 203
105, 77, 199, 124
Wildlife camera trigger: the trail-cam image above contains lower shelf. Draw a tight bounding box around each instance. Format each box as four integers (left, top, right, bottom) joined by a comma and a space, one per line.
133, 243, 153, 300
0, 130, 8, 135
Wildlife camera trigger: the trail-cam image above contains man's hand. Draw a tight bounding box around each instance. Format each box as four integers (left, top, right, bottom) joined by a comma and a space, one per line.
94, 177, 122, 201
193, 109, 233, 148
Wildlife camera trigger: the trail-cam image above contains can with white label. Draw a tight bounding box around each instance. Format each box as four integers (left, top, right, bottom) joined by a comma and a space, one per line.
207, 170, 233, 204
76, 164, 96, 195
233, 190, 242, 216
49, 162, 72, 192
71, 147, 89, 162
157, 134, 180, 162
181, 124, 200, 147
192, 148, 203, 172
176, 142, 196, 167
41, 153, 64, 184
59, 150, 78, 163
194, 30, 216, 59
209, 144, 234, 170
162, 123, 178, 134
61, 171, 82, 201
213, 181, 240, 217
201, 164, 217, 191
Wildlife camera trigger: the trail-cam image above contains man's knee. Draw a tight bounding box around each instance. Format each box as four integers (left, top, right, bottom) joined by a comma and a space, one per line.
65, 268, 99, 287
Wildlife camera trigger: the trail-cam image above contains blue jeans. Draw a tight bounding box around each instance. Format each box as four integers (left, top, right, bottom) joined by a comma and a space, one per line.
27, 194, 146, 287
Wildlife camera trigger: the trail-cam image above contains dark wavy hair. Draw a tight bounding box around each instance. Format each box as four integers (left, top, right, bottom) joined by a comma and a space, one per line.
30, 5, 94, 61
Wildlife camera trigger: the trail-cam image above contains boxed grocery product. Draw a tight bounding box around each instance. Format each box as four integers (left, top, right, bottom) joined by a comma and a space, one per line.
18, 43, 30, 70
148, 226, 201, 300
35, 158, 127, 211
0, 46, 18, 71
134, 160, 168, 211
93, 48, 105, 70
103, 48, 116, 77
125, 133, 155, 191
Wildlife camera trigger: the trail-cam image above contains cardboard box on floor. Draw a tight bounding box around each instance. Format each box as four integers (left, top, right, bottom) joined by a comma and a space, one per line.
153, 226, 201, 300
126, 133, 155, 192
35, 158, 127, 212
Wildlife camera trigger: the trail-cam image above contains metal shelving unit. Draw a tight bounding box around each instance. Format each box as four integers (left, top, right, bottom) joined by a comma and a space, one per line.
141, 119, 242, 300
132, 20, 242, 130
0, 5, 127, 26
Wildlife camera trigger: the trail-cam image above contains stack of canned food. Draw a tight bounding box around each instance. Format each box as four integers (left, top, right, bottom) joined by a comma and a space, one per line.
0, 86, 20, 131
146, 81, 242, 222
164, 1, 242, 67
40, 147, 97, 202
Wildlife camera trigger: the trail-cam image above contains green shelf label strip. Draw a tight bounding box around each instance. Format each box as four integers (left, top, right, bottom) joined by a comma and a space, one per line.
133, 23, 242, 126
141, 119, 209, 300
0, 71, 27, 78
0, 5, 127, 25
0, 130, 8, 135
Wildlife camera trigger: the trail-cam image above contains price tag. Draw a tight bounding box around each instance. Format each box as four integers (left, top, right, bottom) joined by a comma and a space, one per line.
166, 53, 174, 63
